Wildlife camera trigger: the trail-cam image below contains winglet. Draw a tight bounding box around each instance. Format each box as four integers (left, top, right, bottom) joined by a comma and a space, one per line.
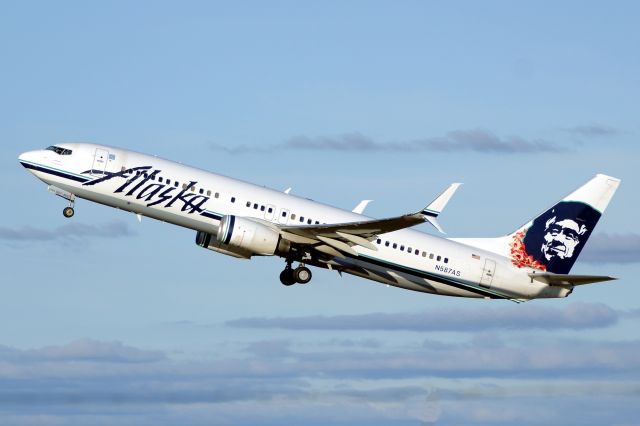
352, 200, 373, 214
420, 183, 462, 233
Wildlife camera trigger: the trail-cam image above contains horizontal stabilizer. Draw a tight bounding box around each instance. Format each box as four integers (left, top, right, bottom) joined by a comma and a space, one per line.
528, 272, 616, 287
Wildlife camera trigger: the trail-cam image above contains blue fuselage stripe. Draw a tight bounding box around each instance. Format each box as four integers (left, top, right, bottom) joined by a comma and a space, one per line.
20, 161, 89, 183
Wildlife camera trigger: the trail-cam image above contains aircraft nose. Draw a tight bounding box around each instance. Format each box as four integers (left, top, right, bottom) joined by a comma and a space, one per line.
18, 150, 36, 164
18, 150, 41, 171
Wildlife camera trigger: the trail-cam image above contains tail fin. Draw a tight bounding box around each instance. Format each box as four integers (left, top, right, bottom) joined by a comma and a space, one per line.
453, 174, 621, 274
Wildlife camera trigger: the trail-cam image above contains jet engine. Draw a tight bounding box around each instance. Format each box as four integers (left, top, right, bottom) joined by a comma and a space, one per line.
196, 215, 289, 258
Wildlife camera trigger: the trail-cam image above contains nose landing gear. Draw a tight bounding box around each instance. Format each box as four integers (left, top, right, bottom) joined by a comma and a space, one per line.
47, 185, 76, 218
280, 261, 313, 286
63, 206, 75, 218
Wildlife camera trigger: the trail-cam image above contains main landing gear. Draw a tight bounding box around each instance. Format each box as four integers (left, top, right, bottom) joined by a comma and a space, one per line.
280, 261, 312, 286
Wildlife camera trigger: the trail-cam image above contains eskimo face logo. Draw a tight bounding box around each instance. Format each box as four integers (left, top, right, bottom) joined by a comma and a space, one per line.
541, 216, 587, 261
513, 201, 601, 274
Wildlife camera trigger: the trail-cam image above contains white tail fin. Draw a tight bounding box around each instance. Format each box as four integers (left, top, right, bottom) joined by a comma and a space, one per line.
452, 174, 621, 274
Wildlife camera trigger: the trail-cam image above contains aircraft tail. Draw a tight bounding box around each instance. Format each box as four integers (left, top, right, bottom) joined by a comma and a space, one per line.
451, 174, 621, 274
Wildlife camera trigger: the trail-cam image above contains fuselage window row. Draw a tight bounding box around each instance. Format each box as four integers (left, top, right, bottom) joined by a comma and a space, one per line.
376, 239, 448, 264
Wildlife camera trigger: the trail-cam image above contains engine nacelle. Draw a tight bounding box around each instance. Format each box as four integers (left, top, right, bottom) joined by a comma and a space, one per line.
195, 216, 288, 259
217, 215, 282, 255
196, 231, 252, 259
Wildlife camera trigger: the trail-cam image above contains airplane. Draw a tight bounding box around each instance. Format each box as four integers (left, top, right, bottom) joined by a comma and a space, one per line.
18, 143, 621, 302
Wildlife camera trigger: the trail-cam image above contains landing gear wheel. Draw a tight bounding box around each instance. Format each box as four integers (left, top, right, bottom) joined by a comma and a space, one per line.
294, 266, 312, 284
63, 207, 75, 218
280, 269, 296, 286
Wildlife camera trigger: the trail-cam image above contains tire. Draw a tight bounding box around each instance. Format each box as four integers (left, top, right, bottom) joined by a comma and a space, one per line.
294, 267, 312, 284
63, 207, 74, 218
280, 269, 295, 286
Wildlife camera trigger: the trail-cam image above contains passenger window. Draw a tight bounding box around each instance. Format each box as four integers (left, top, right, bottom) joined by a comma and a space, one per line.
377, 239, 381, 244
260, 205, 265, 211
174, 181, 179, 187
268, 207, 273, 213
444, 258, 449, 263
393, 243, 397, 249
254, 204, 258, 209
182, 183, 187, 189
400, 245, 405, 251
190, 186, 195, 192
282, 211, 287, 217
246, 201, 251, 207
415, 249, 419, 255
422, 251, 426, 257
207, 190, 212, 196
429, 253, 434, 259
315, 221, 320, 224
199, 188, 204, 194
215, 192, 219, 198
407, 247, 412, 252
166, 179, 171, 185
231, 197, 236, 203
385, 241, 390, 247
437, 255, 441, 261
291, 213, 296, 220
159, 177, 163, 183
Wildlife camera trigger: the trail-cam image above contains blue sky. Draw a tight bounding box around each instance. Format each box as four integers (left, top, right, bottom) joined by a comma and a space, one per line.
1, 1, 639, 424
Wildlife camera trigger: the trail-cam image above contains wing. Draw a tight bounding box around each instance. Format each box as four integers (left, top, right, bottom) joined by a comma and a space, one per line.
279, 183, 461, 257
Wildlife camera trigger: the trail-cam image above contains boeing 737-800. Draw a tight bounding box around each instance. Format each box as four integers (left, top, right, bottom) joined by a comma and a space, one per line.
19, 143, 621, 302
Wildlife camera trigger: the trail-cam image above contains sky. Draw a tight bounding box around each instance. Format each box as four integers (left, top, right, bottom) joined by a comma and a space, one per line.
1, 1, 639, 425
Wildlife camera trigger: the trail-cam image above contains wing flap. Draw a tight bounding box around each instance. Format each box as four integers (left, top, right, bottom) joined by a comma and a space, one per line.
316, 235, 359, 256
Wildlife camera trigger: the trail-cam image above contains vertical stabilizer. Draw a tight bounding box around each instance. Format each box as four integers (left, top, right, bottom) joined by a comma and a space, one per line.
452, 174, 621, 274
508, 174, 620, 273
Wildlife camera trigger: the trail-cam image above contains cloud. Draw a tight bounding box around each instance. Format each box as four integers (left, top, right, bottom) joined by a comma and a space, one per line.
210, 129, 564, 154
580, 233, 640, 264
563, 124, 620, 137
0, 220, 136, 243
0, 337, 638, 425
226, 303, 618, 332
0, 339, 165, 364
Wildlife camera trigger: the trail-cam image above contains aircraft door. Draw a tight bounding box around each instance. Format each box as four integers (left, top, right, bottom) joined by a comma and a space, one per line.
91, 148, 109, 176
479, 259, 496, 288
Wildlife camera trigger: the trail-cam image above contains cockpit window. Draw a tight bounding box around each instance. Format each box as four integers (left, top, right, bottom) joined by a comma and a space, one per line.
46, 145, 72, 155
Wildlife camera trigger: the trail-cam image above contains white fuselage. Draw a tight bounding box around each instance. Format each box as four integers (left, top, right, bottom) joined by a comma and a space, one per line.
18, 143, 570, 301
